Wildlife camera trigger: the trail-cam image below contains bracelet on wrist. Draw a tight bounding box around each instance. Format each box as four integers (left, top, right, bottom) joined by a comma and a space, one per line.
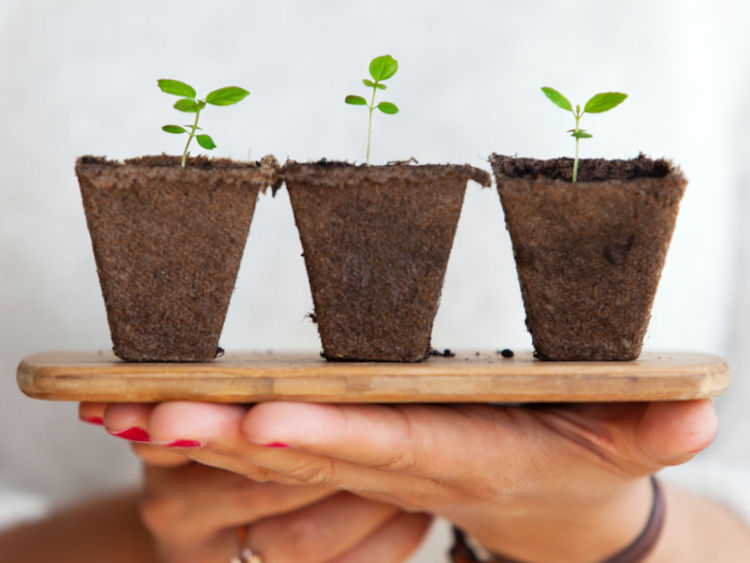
449, 475, 665, 563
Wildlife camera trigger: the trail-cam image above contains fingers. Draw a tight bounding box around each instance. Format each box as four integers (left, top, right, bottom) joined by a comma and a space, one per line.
107, 402, 308, 484
103, 403, 155, 441
240, 402, 518, 481
142, 463, 333, 543
101, 403, 190, 467
80, 402, 188, 467
78, 402, 107, 425
130, 402, 451, 510
95, 401, 514, 504
329, 512, 432, 563
144, 402, 294, 483
635, 399, 718, 465
246, 492, 402, 563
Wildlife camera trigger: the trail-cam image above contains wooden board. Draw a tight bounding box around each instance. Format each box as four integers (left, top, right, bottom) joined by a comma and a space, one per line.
16, 351, 730, 404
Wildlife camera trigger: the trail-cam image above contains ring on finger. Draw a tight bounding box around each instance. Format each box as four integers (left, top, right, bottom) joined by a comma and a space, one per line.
230, 524, 263, 563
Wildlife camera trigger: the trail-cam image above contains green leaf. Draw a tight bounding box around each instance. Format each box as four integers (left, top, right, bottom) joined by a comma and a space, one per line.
541, 87, 573, 111
183, 125, 202, 130
569, 129, 593, 139
584, 92, 627, 113
362, 78, 386, 90
157, 79, 196, 98
362, 79, 387, 90
369, 55, 398, 82
206, 86, 250, 106
196, 134, 216, 149
174, 98, 205, 113
345, 95, 367, 105
377, 101, 399, 114
162, 125, 186, 134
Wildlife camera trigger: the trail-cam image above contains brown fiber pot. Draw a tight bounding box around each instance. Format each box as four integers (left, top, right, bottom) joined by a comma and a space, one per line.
490, 154, 686, 361
283, 161, 491, 362
75, 154, 279, 362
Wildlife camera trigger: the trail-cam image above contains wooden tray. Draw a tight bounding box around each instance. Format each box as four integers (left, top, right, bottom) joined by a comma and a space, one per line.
16, 351, 730, 403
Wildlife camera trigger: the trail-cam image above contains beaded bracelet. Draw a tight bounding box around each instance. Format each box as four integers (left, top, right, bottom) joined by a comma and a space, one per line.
449, 476, 665, 563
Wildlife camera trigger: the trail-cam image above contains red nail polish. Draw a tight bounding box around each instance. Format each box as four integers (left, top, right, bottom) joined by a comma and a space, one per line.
81, 416, 104, 425
263, 442, 289, 448
165, 439, 202, 448
111, 427, 150, 442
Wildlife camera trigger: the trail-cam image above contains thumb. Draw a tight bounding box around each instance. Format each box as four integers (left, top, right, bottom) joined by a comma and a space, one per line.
636, 399, 718, 466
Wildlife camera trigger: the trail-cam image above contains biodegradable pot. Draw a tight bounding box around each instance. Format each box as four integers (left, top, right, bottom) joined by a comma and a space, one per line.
75, 154, 279, 362
283, 161, 491, 362
490, 154, 686, 361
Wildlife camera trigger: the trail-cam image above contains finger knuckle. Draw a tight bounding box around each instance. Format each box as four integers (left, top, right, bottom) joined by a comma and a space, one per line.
279, 518, 335, 560
285, 457, 335, 485
236, 462, 277, 483
372, 406, 420, 472
374, 448, 420, 473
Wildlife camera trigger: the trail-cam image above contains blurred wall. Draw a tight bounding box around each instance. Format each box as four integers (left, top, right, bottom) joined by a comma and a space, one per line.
1, 0, 749, 558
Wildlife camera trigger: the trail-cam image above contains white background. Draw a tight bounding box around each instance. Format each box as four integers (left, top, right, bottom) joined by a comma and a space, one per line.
2, 1, 750, 559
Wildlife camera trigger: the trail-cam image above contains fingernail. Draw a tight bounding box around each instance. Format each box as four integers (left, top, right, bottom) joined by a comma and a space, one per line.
263, 442, 290, 448
81, 416, 104, 426
164, 439, 203, 448
110, 427, 150, 442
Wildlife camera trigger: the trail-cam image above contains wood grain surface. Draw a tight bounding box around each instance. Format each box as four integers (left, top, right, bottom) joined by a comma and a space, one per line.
16, 351, 730, 404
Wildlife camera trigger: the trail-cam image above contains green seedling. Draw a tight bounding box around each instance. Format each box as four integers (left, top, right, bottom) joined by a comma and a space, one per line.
345, 55, 399, 165
158, 79, 250, 168
541, 87, 627, 182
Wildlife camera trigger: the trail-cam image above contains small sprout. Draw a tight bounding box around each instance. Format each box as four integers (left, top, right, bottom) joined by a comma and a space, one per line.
158, 79, 249, 168
345, 55, 399, 165
541, 87, 627, 182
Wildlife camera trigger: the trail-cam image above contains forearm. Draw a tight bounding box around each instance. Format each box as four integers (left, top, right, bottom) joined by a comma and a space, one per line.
0, 489, 158, 563
458, 480, 750, 563
459, 477, 654, 563
647, 484, 750, 562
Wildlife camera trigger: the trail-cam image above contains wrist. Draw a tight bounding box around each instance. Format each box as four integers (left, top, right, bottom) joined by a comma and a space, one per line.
457, 477, 657, 563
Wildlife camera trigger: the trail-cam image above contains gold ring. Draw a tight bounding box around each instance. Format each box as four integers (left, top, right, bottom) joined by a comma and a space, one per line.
230, 525, 263, 563
230, 547, 262, 563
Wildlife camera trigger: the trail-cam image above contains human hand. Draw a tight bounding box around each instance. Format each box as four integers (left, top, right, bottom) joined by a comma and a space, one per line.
95, 399, 717, 562
79, 403, 431, 563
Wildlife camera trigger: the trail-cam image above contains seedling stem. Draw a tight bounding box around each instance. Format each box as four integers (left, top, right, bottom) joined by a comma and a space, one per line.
345, 55, 399, 165
183, 110, 202, 168
157, 79, 250, 168
573, 105, 582, 182
541, 87, 627, 182
367, 85, 378, 164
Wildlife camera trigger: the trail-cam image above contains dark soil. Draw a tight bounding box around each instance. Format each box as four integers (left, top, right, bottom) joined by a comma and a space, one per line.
76, 154, 279, 362
490, 154, 686, 361
283, 161, 491, 362
491, 153, 671, 183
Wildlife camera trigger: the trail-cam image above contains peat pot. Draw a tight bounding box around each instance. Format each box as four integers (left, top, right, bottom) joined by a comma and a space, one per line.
75, 154, 279, 362
283, 161, 491, 362
490, 154, 686, 361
